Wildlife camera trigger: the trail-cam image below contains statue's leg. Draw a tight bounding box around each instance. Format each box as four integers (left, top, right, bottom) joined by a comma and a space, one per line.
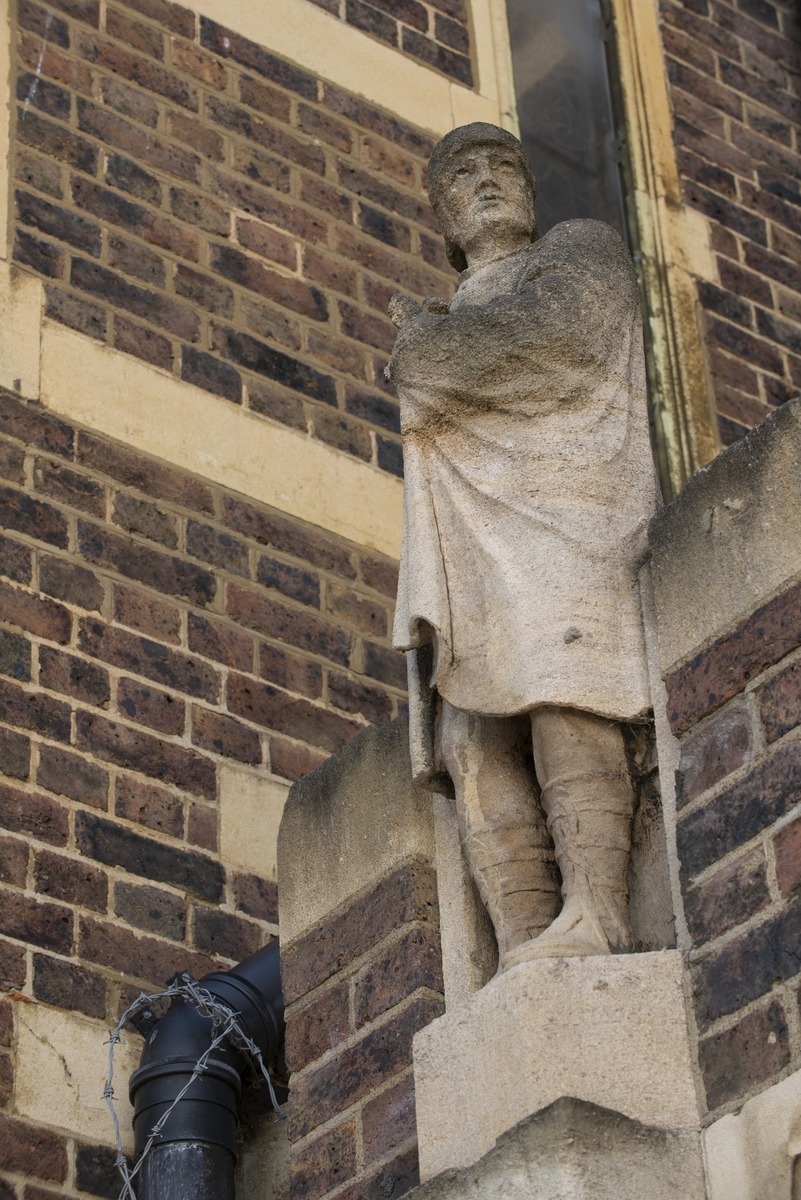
439, 700, 560, 972
525, 705, 635, 958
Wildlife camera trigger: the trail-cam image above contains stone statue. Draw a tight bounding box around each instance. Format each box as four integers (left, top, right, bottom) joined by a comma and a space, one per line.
387, 123, 661, 972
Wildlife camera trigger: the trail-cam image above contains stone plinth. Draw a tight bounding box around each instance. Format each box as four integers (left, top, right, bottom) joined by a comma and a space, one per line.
413, 950, 699, 1180
407, 1097, 706, 1200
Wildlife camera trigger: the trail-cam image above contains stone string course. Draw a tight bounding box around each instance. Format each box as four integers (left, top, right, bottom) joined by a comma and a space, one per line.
11, 0, 462, 479
659, 0, 801, 446
667, 577, 801, 1118
0, 386, 405, 1200
281, 862, 445, 1200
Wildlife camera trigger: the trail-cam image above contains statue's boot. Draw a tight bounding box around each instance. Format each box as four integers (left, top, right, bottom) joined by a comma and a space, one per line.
439, 703, 561, 971
522, 706, 636, 961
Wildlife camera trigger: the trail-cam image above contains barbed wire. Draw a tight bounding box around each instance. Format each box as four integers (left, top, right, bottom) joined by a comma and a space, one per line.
104, 974, 285, 1200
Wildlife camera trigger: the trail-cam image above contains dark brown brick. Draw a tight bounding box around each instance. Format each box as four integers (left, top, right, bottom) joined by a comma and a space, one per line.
761, 658, 801, 743
0, 780, 68, 846
34, 848, 108, 911
247, 378, 307, 429
297, 104, 353, 154
0, 391, 73, 457
334, 227, 442, 298
290, 1119, 358, 1200
39, 554, 105, 609
0, 675, 71, 741
0, 935, 26, 986
32, 953, 106, 1017
76, 810, 223, 899
363, 641, 407, 690
0, 1049, 12, 1105
17, 108, 98, 174
0, 887, 72, 953
334, 1146, 419, 1200
0, 834, 28, 887
256, 555, 319, 607
44, 284, 107, 340
192, 903, 262, 961
0, 484, 68, 548
0, 997, 11, 1043
114, 880, 186, 940
78, 618, 220, 701
75, 710, 217, 799
113, 583, 182, 644
106, 7, 164, 57
329, 672, 392, 724
75, 31, 198, 111
38, 645, 111, 707
211, 325, 336, 404
75, 1142, 130, 1200
13, 228, 64, 278
169, 186, 230, 236
172, 40, 227, 88
774, 814, 801, 897
282, 863, 439, 1002
118, 676, 186, 735
100, 71, 159, 124
0, 1114, 68, 1182
699, 1000, 789, 1111
167, 108, 225, 160
284, 983, 350, 1073
105, 153, 162, 205
288, 996, 444, 1139
227, 583, 352, 665
228, 674, 360, 753
345, 0, 397, 46
187, 611, 254, 671
37, 743, 109, 808
0, 725, 31, 780
242, 296, 303, 352
355, 926, 443, 1026
118, 0, 195, 37
0, 628, 31, 682
174, 264, 234, 318
236, 218, 296, 271
323, 86, 434, 159
676, 703, 753, 807
79, 914, 215, 985
362, 1075, 416, 1164
113, 315, 173, 371
78, 98, 200, 183
684, 849, 770, 944
312, 409, 372, 462
115, 774, 184, 838
402, 27, 472, 84
108, 233, 167, 289
666, 579, 801, 733
210, 243, 328, 322
78, 522, 216, 606
209, 167, 328, 244
17, 0, 70, 47
269, 736, 327, 781
345, 386, 401, 434
259, 643, 323, 698
200, 19, 317, 99
0, 440, 25, 486
0, 532, 32, 584
112, 492, 178, 549
435, 11, 469, 51
326, 585, 388, 637
233, 871, 277, 923
191, 705, 262, 764
186, 520, 249, 576
358, 555, 398, 598
678, 741, 801, 881
71, 259, 199, 340
187, 800, 216, 851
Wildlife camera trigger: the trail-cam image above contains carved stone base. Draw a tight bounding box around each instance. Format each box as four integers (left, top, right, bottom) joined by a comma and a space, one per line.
413, 950, 700, 1181
406, 1096, 706, 1200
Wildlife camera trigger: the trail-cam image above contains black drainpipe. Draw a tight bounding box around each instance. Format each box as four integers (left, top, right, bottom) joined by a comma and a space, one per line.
128, 939, 285, 1200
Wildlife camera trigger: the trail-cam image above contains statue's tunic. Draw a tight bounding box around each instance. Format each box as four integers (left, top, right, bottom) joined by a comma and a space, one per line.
390, 219, 661, 734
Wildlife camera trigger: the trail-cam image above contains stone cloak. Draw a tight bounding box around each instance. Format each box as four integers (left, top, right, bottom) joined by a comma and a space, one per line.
389, 219, 660, 775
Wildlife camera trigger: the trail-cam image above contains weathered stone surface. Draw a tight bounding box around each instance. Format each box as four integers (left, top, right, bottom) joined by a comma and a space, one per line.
413, 951, 699, 1179
406, 1097, 705, 1200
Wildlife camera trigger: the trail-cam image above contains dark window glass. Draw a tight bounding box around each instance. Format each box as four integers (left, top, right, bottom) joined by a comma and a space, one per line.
505, 0, 626, 238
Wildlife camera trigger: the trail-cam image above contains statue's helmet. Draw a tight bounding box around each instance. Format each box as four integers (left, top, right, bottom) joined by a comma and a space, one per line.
427, 122, 537, 272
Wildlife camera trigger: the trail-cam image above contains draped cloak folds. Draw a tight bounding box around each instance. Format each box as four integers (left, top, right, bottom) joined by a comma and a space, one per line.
389, 219, 662, 782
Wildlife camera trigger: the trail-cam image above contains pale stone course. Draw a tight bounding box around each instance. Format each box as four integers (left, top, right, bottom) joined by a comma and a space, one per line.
219, 765, 289, 879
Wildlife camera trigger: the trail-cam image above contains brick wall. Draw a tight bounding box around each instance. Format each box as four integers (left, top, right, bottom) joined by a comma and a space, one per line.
281, 862, 444, 1200
12, 0, 459, 481
659, 0, 801, 446
0, 386, 405, 1199
668, 577, 801, 1117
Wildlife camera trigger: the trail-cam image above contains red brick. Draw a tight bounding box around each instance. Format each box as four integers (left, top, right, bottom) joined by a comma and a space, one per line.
191, 704, 262, 764
290, 1120, 357, 1200
106, 7, 164, 58
172, 39, 227, 88
33, 848, 108, 912
300, 173, 352, 223
0, 936, 25, 987
0, 780, 68, 846
358, 555, 398, 598
187, 611, 254, 671
0, 675, 71, 741
209, 243, 328, 322
79, 618, 220, 701
191, 903, 261, 960
236, 75, 292, 122
187, 800, 216, 851
306, 331, 368, 381
113, 583, 182, 644
288, 996, 444, 1139
166, 109, 225, 160
0, 834, 28, 886
32, 953, 106, 1017
117, 0, 195, 37
666, 579, 801, 733
761, 658, 801, 743
209, 167, 328, 244
326, 584, 388, 637
118, 676, 186, 735
302, 246, 358, 299
298, 104, 353, 153
39, 554, 105, 610
285, 983, 350, 1073
699, 1000, 789, 1111
322, 85, 434, 159
37, 743, 109, 808
228, 673, 360, 753
684, 849, 770, 944
241, 297, 303, 352
282, 863, 439, 1002
335, 227, 443, 297
329, 673, 392, 724
774, 814, 801, 897
79, 914, 215, 986
76, 32, 199, 111
333, 1146, 419, 1200
78, 522, 216, 606
15, 189, 98, 257
0, 887, 73, 953
0, 483, 68, 548
0, 1114, 68, 1182
76, 709, 217, 799
174, 265, 234, 317
0, 580, 71, 644
236, 218, 297, 270
77, 99, 200, 183
362, 1075, 417, 1163
676, 703, 753, 807
259, 643, 322, 698
355, 926, 443, 1026
115, 773, 185, 838
38, 645, 111, 706
269, 736, 327, 781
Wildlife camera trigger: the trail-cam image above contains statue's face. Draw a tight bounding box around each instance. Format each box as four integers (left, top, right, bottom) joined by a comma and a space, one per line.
438, 144, 535, 257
